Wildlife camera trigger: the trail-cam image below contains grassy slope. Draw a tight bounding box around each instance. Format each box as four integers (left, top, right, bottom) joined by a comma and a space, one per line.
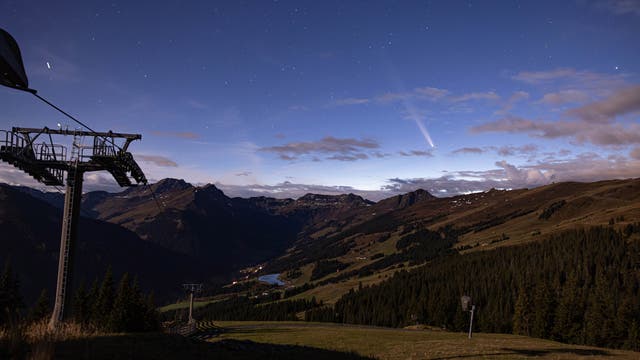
159, 298, 218, 312
211, 321, 639, 360
1, 328, 369, 360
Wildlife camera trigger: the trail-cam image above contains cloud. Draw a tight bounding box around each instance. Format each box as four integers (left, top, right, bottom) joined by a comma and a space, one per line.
372, 87, 497, 105
136, 154, 178, 167
278, 154, 296, 161
512, 68, 579, 84
452, 147, 485, 155
524, 155, 640, 183
451, 91, 500, 103
494, 160, 551, 185
511, 68, 627, 92
539, 89, 591, 105
508, 91, 530, 102
82, 172, 124, 192
327, 153, 369, 161
470, 115, 640, 146
496, 144, 538, 156
631, 147, 640, 160
414, 87, 450, 100
496, 91, 529, 115
259, 136, 380, 161
0, 163, 124, 193
451, 144, 538, 157
566, 85, 640, 123
0, 163, 43, 188
216, 181, 392, 201
597, 0, 640, 16
472, 116, 538, 134
334, 98, 370, 106
384, 154, 640, 195
375, 92, 410, 103
383, 175, 504, 195
371, 151, 392, 158
577, 123, 640, 146
235, 171, 252, 177
398, 150, 433, 157
150, 131, 200, 139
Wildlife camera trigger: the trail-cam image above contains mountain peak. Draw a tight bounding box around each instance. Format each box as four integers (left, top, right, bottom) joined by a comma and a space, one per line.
152, 178, 193, 193
377, 188, 435, 210
194, 183, 229, 202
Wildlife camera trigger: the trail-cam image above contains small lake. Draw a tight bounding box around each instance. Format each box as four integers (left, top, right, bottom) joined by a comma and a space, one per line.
258, 273, 285, 286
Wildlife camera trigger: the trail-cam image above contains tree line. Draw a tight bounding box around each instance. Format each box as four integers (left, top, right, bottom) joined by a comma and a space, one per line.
163, 295, 322, 322
0, 264, 159, 333
72, 268, 159, 332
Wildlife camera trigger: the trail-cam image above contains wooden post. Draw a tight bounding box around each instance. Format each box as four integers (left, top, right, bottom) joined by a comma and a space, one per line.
188, 291, 195, 324
468, 305, 475, 339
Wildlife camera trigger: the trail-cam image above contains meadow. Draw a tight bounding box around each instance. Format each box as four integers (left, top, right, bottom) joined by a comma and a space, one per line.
209, 321, 640, 360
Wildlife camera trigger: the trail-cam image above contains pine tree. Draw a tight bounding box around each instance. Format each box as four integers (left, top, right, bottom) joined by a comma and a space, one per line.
92, 267, 115, 329
513, 284, 532, 336
108, 272, 133, 332
626, 320, 640, 352
552, 271, 583, 343
531, 281, 555, 339
128, 276, 147, 331
615, 270, 640, 348
583, 270, 616, 347
0, 262, 24, 325
72, 282, 90, 325
28, 289, 50, 322
143, 292, 159, 331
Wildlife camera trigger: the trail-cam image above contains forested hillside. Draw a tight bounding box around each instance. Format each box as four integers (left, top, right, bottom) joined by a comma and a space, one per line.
305, 225, 640, 350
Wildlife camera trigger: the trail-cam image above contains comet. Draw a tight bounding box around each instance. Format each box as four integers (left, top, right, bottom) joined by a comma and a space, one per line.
382, 60, 435, 148
404, 102, 436, 148
415, 118, 435, 148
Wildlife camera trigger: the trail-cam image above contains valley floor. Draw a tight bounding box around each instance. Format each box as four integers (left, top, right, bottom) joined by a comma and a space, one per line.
208, 321, 639, 360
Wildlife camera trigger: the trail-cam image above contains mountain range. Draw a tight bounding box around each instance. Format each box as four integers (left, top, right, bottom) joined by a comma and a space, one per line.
1, 177, 639, 305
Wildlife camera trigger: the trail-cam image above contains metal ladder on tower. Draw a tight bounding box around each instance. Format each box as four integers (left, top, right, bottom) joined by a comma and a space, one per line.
57, 133, 82, 318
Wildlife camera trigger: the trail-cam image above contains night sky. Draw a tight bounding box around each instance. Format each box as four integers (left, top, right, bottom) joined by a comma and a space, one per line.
1, 1, 639, 200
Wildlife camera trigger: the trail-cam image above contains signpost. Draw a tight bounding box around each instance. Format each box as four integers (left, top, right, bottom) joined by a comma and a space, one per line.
183, 283, 203, 324
461, 295, 476, 339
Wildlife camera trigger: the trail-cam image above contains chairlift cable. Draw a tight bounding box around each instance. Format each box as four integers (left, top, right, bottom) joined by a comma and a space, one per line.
31, 93, 120, 151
